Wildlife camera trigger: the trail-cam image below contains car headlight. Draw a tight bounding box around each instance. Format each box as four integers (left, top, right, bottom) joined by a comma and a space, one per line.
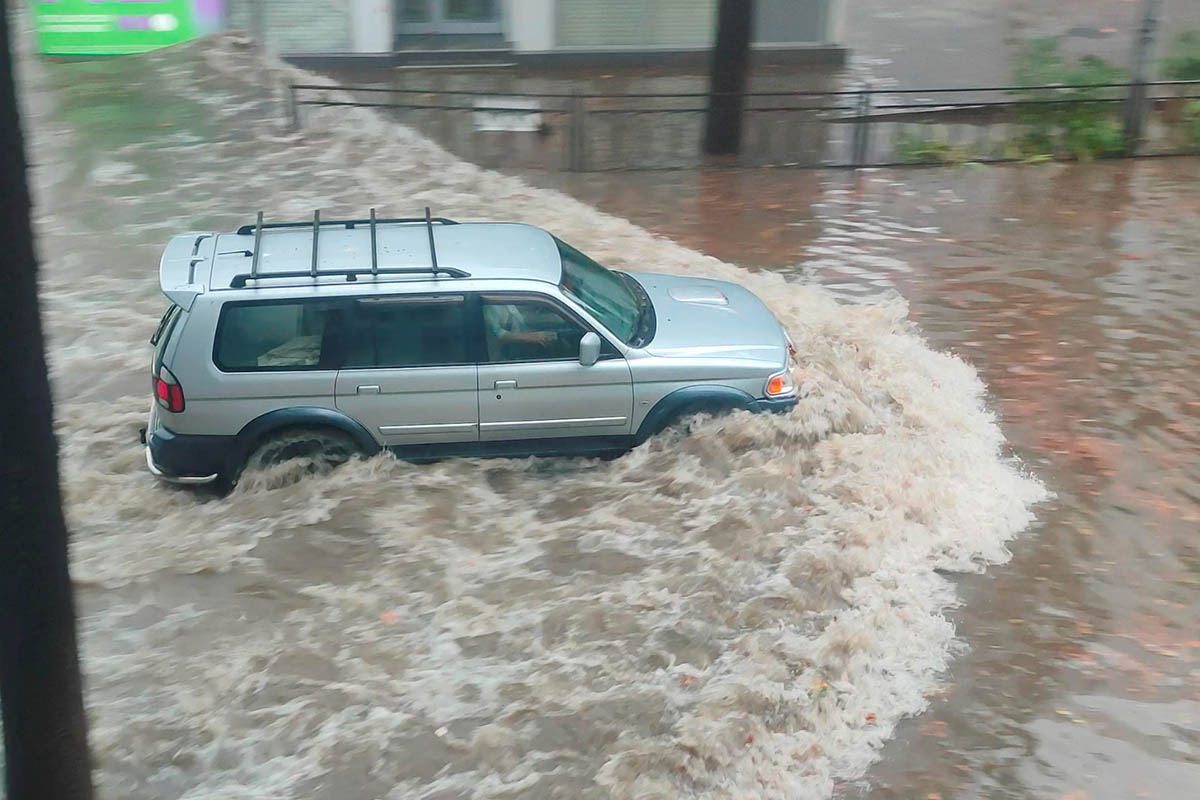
765, 368, 796, 397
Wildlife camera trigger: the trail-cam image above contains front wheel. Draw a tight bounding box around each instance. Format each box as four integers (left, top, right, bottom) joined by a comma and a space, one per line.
640, 403, 741, 443
226, 427, 361, 491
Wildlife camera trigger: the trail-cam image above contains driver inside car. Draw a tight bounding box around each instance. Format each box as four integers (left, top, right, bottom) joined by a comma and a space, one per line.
484, 301, 558, 360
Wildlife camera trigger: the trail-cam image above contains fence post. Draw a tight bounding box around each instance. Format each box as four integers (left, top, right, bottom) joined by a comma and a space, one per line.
567, 94, 587, 171
285, 85, 300, 131
853, 87, 873, 168
1123, 0, 1161, 154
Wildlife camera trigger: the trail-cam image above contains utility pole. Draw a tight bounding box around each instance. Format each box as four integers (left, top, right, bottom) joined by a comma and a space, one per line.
704, 0, 756, 156
0, 1, 95, 798
1124, 0, 1162, 153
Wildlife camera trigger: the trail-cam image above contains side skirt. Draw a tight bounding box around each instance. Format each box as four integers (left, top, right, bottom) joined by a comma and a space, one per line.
388, 436, 634, 462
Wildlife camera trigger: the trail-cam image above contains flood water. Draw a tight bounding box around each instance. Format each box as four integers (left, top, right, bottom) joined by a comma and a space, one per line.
15, 33, 1198, 800
532, 162, 1200, 797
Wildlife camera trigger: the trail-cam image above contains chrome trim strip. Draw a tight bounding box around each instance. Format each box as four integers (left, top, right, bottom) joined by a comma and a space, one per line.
379, 422, 479, 435
479, 416, 628, 431
145, 448, 219, 485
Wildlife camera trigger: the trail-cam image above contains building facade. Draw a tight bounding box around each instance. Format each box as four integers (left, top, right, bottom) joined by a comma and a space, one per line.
226, 0, 845, 64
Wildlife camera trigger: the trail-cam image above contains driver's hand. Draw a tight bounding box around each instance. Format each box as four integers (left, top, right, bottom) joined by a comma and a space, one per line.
531, 331, 556, 345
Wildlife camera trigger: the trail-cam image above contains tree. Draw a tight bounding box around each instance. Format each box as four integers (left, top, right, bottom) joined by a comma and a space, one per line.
704, 0, 755, 156
0, 2, 95, 797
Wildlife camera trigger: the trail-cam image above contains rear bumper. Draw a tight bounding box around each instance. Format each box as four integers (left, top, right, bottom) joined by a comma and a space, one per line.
145, 425, 232, 485
748, 394, 799, 413
145, 448, 219, 485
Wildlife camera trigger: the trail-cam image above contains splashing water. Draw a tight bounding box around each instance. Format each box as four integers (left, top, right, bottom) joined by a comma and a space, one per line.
26, 35, 1045, 799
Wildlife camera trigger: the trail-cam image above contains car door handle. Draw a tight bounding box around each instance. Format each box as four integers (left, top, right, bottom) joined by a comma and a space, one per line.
494, 380, 518, 390
356, 385, 381, 394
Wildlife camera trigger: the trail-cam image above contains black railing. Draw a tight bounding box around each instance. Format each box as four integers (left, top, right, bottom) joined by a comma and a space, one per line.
287, 80, 1200, 171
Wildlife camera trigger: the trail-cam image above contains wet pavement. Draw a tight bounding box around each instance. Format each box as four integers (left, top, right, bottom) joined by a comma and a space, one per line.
530, 161, 1200, 798
846, 0, 1200, 88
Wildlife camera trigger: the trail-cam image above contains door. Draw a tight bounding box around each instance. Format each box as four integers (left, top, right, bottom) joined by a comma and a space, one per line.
209, 298, 344, 434
399, 0, 503, 35
335, 294, 479, 446
476, 294, 633, 442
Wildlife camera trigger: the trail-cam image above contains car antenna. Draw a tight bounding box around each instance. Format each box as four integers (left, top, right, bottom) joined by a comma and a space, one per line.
369, 207, 378, 276
310, 209, 320, 278
250, 211, 263, 278
425, 206, 439, 277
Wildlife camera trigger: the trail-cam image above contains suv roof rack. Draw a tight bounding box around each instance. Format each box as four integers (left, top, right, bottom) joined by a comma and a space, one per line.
231, 207, 469, 289
235, 213, 459, 236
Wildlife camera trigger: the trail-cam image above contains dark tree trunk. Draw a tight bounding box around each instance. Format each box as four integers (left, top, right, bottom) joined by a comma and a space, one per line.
703, 0, 755, 156
0, 2, 95, 798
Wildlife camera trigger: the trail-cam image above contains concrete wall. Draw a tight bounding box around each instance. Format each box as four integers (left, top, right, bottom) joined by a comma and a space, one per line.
508, 0, 843, 52
554, 0, 716, 48
507, 0, 556, 51
227, 0, 353, 52
829, 0, 847, 44
755, 0, 835, 45
246, 0, 846, 56
350, 0, 394, 53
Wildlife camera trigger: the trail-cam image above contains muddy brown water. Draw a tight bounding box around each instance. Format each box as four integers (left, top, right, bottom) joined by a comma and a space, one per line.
12, 32, 1196, 800
19, 38, 1046, 800
531, 163, 1200, 798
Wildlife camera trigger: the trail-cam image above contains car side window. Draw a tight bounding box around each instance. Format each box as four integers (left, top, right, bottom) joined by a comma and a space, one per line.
344, 294, 469, 369
214, 300, 340, 371
481, 296, 588, 363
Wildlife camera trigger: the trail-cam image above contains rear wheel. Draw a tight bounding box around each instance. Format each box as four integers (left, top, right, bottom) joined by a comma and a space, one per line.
227, 427, 361, 491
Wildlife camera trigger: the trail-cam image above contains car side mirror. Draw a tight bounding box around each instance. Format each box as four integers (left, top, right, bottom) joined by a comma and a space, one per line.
579, 332, 601, 366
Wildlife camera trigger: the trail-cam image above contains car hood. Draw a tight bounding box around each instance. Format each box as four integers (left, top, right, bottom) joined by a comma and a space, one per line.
625, 271, 788, 363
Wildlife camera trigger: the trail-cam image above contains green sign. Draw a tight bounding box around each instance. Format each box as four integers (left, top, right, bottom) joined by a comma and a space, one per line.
34, 1, 201, 56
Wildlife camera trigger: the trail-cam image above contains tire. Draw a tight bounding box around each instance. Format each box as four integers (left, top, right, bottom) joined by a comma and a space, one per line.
227, 427, 361, 490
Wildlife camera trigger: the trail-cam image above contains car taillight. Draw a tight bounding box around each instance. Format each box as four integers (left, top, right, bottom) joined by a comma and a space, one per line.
153, 365, 185, 413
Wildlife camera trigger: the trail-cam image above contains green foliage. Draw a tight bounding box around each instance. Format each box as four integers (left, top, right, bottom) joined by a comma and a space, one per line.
1010, 38, 1128, 160
1013, 38, 1126, 88
1184, 100, 1200, 148
1062, 116, 1125, 160
893, 129, 973, 165
1163, 30, 1200, 81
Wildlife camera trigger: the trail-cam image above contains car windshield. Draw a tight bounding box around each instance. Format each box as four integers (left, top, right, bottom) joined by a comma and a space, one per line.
555, 238, 642, 344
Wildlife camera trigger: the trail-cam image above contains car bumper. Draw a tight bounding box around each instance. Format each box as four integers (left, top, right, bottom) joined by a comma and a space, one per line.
749, 394, 799, 413
144, 421, 232, 485
145, 447, 219, 485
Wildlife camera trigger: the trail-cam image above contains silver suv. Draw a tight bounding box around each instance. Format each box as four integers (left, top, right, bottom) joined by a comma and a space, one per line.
144, 210, 797, 487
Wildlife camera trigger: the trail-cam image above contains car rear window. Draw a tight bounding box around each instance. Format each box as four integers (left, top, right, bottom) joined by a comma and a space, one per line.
151, 304, 182, 371
214, 300, 340, 371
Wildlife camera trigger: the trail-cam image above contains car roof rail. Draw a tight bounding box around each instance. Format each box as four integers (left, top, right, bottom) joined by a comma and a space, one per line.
249, 211, 264, 280
231, 207, 469, 289
229, 266, 471, 289
235, 213, 459, 235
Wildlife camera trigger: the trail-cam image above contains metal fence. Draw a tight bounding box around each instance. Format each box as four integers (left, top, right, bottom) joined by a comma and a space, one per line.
288, 80, 1200, 171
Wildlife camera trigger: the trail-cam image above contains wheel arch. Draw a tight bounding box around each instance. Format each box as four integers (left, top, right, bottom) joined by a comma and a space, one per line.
635, 385, 757, 443
228, 407, 381, 474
